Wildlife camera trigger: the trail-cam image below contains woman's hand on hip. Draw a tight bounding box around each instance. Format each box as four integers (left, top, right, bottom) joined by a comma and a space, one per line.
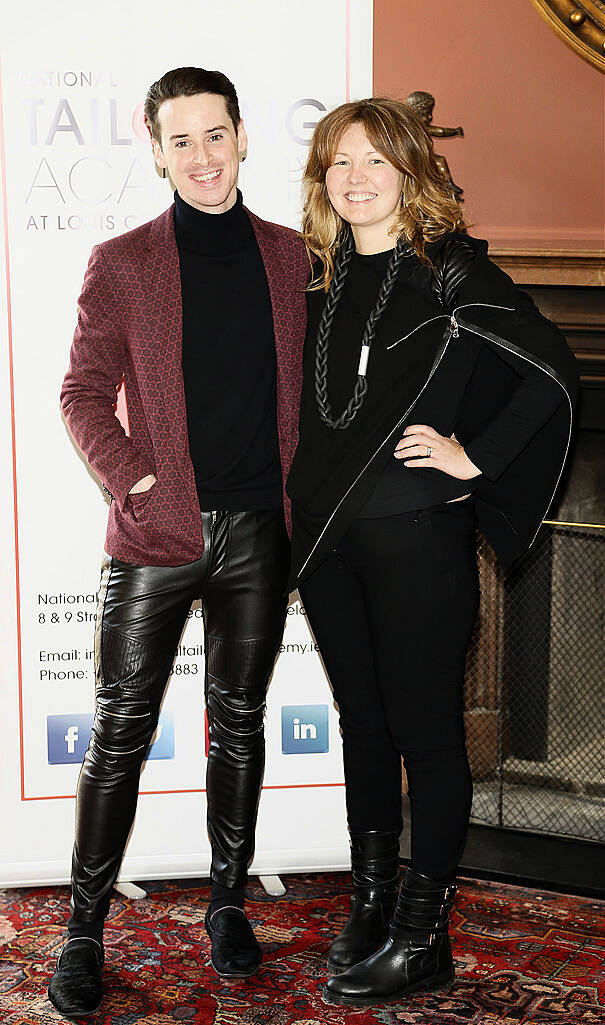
394, 426, 481, 480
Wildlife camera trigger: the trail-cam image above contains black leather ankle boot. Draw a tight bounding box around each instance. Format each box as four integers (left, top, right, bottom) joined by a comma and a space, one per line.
327, 830, 400, 973
324, 867, 456, 1006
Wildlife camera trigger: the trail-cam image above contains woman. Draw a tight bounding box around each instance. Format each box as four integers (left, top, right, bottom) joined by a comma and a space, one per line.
286, 98, 578, 1007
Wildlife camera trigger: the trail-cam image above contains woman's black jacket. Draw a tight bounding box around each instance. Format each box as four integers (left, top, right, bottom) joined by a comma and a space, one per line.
287, 234, 579, 586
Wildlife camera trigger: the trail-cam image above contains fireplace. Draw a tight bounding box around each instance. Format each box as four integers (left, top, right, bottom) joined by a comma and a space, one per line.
459, 261, 604, 889
466, 518, 604, 844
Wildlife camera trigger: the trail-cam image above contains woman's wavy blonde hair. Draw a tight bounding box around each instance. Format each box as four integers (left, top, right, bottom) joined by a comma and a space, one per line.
302, 97, 466, 290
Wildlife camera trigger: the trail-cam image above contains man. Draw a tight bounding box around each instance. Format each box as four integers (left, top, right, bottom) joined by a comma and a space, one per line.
49, 66, 307, 1018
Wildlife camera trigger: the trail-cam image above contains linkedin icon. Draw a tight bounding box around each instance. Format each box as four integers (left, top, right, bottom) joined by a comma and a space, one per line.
281, 704, 329, 754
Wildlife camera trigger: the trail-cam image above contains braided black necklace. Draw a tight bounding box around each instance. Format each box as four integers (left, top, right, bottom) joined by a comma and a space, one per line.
315, 233, 410, 430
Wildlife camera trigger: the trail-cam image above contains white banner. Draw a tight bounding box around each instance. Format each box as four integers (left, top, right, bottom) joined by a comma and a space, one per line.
0, 0, 373, 886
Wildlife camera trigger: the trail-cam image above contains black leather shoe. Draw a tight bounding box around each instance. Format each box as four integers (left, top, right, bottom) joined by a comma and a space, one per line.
327, 830, 400, 974
48, 937, 104, 1018
323, 868, 456, 1006
204, 906, 262, 978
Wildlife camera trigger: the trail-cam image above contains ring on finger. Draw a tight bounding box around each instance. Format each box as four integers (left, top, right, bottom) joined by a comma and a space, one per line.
427, 446, 432, 457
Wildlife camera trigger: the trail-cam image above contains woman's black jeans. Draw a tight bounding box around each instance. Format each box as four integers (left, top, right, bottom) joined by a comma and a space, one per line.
69, 509, 289, 926
299, 500, 479, 882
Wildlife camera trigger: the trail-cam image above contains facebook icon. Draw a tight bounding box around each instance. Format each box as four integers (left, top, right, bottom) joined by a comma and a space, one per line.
47, 714, 94, 764
47, 712, 175, 764
281, 704, 329, 754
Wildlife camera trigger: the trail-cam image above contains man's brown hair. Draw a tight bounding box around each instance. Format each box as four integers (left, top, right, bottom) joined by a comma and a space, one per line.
144, 66, 240, 144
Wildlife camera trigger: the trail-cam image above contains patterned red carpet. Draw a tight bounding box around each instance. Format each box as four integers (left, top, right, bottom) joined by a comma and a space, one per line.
0, 872, 604, 1024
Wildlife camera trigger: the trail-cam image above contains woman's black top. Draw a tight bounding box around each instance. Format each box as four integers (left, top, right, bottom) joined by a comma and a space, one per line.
174, 189, 283, 512
319, 248, 482, 518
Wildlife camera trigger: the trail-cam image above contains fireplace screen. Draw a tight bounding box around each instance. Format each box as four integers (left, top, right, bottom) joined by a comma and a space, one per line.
465, 523, 605, 844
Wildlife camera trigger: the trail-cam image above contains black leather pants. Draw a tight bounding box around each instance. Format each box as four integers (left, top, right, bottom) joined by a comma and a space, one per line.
69, 509, 289, 925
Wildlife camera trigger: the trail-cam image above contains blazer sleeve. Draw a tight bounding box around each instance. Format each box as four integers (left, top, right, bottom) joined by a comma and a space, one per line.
60, 244, 155, 511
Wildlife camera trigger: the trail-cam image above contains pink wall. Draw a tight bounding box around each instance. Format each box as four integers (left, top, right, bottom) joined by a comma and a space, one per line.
373, 0, 604, 249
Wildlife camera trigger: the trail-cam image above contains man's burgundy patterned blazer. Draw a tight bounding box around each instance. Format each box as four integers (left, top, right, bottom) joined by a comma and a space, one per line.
60, 204, 308, 566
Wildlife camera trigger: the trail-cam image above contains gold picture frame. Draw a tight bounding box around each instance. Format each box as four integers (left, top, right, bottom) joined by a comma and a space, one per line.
530, 0, 605, 72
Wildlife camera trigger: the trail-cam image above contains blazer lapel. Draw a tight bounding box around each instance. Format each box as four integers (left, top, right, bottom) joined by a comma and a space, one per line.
143, 207, 196, 489
246, 208, 291, 370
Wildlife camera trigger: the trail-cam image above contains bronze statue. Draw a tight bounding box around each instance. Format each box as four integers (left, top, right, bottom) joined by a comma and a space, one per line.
406, 91, 464, 201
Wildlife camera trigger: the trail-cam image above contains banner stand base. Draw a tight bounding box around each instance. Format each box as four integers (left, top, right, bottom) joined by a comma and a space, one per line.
116, 876, 286, 899
114, 882, 147, 900
259, 875, 286, 897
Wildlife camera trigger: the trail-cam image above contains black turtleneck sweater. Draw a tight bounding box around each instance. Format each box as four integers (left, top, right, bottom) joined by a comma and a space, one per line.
174, 189, 282, 512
